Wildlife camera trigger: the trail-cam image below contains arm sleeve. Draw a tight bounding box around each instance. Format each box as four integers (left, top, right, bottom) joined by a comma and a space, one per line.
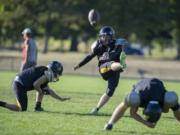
78, 53, 96, 67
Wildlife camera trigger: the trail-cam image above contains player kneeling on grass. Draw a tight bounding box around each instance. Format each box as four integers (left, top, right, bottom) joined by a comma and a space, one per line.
0, 61, 71, 112
74, 26, 128, 115
104, 78, 180, 130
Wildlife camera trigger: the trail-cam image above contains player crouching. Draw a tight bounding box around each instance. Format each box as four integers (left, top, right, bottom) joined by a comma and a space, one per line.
104, 78, 180, 130
0, 61, 71, 112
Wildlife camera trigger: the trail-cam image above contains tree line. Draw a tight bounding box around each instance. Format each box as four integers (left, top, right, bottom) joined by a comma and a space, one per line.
0, 0, 180, 59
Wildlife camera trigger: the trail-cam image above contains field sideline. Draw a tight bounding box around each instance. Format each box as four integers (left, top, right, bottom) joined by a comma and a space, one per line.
0, 71, 179, 135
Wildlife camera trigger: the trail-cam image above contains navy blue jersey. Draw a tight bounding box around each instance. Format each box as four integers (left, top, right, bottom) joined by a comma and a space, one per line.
132, 78, 167, 108
18, 66, 48, 91
78, 39, 123, 67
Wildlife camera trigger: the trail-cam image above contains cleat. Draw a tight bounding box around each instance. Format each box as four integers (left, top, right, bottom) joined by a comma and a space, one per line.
104, 123, 113, 130
91, 108, 98, 115
34, 107, 44, 112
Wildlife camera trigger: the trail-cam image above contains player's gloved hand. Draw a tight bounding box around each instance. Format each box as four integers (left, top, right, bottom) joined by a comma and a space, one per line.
73, 65, 79, 71
103, 52, 109, 57
145, 121, 156, 128
61, 97, 71, 101
99, 52, 109, 62
120, 51, 127, 69
42, 89, 50, 95
99, 56, 107, 62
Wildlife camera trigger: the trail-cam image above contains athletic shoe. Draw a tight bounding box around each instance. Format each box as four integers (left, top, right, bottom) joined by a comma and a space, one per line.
91, 108, 98, 115
104, 123, 113, 130
34, 107, 44, 112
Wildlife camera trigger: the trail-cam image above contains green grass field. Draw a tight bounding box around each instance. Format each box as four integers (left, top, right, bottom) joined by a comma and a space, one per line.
0, 71, 179, 135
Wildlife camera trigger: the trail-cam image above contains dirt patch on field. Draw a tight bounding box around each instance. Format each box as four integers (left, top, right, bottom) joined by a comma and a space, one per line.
0, 50, 180, 81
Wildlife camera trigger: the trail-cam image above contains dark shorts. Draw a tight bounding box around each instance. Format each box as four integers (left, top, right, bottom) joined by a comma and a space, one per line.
99, 62, 120, 97
99, 61, 114, 80
12, 81, 27, 111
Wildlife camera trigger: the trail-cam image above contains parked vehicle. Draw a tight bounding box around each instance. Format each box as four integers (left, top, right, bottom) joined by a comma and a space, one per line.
124, 44, 144, 55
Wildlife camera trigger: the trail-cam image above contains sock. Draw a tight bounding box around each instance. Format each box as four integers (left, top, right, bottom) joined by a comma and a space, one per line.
109, 122, 114, 125
35, 102, 41, 109
0, 101, 6, 107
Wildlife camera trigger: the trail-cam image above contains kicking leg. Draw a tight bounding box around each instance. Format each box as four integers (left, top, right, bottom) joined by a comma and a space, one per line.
111, 51, 127, 71
111, 62, 121, 71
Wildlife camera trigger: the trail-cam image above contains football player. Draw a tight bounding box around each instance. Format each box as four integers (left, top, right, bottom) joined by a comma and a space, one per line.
0, 61, 71, 112
74, 26, 128, 115
104, 78, 180, 130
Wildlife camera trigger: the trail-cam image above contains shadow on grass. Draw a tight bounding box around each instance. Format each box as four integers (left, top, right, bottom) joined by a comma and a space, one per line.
113, 130, 179, 135
42, 110, 133, 119
162, 116, 174, 120
39, 110, 175, 122
43, 110, 112, 117
61, 90, 102, 96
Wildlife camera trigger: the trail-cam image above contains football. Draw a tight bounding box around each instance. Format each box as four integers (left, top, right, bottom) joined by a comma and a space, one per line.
88, 9, 100, 27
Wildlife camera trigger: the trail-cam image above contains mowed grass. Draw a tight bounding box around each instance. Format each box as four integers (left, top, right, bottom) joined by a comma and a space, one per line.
0, 71, 180, 135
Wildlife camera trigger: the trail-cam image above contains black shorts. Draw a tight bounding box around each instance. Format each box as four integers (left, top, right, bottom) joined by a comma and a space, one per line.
12, 81, 27, 111
99, 62, 120, 96
99, 61, 114, 80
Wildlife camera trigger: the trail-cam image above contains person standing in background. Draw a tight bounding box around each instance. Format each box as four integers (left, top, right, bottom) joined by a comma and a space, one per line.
20, 28, 37, 72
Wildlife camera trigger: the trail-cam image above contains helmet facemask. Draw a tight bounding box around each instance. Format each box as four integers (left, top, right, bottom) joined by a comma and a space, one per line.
100, 34, 112, 46
47, 66, 60, 82
99, 26, 115, 46
143, 101, 162, 124
46, 61, 63, 82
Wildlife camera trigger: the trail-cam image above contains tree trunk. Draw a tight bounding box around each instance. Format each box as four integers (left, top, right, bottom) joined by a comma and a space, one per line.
70, 35, 78, 52
11, 40, 15, 50
148, 43, 153, 56
176, 30, 180, 60
176, 41, 180, 60
42, 32, 49, 54
60, 40, 64, 52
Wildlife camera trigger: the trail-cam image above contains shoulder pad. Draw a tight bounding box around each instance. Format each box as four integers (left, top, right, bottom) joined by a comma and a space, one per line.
115, 38, 128, 46
91, 40, 98, 53
44, 69, 54, 82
